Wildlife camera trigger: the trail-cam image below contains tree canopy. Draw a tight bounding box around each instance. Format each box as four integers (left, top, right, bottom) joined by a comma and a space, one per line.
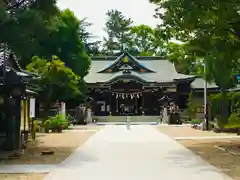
0, 0, 58, 61
0, 4, 91, 78
0, 3, 92, 108
103, 9, 133, 54
150, 0, 240, 88
36, 9, 91, 77
102, 9, 167, 56
27, 56, 81, 117
149, 0, 240, 125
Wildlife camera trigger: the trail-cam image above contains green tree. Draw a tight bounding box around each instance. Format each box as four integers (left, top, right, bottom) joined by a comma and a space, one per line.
186, 91, 198, 121
166, 42, 201, 74
79, 18, 102, 56
32, 9, 91, 77
103, 9, 133, 54
150, 0, 240, 125
1, 6, 91, 78
129, 25, 156, 56
27, 56, 80, 119
0, 0, 58, 60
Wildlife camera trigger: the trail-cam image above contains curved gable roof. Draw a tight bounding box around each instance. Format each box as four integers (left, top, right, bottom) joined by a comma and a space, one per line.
97, 51, 155, 73
105, 71, 149, 84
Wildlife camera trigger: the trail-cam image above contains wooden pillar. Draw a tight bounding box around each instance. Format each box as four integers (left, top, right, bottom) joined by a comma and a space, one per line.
116, 97, 118, 113
109, 92, 111, 115
135, 97, 138, 114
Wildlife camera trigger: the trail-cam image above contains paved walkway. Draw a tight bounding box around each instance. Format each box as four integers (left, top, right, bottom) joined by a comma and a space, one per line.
43, 125, 232, 180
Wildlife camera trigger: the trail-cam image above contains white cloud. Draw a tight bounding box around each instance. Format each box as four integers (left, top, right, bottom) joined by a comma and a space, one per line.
57, 0, 160, 41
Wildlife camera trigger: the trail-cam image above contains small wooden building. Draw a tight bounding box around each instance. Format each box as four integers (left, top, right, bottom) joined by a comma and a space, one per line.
0, 50, 37, 151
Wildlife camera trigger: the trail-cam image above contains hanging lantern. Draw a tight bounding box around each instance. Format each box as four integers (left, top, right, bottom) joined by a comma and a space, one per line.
137, 93, 139, 98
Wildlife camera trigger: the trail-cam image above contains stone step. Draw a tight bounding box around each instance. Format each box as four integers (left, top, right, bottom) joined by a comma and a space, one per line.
93, 116, 161, 122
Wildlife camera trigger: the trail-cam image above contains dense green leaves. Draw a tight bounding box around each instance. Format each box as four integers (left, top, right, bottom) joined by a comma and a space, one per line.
150, 0, 240, 88
37, 9, 91, 77
130, 25, 156, 56
103, 9, 166, 56
103, 9, 133, 54
27, 56, 80, 102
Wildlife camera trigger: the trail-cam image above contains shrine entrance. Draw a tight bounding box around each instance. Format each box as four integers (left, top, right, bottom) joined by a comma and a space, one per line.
110, 81, 143, 116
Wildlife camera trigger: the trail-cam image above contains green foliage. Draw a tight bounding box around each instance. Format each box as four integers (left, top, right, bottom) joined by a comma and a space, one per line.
150, 0, 240, 88
36, 9, 91, 77
103, 9, 133, 54
102, 10, 166, 56
226, 110, 240, 128
209, 92, 233, 127
190, 119, 201, 125
0, 6, 91, 78
166, 42, 200, 74
27, 56, 80, 102
48, 114, 69, 130
78, 18, 102, 56
0, 0, 58, 64
224, 92, 240, 128
130, 24, 159, 55
186, 91, 198, 120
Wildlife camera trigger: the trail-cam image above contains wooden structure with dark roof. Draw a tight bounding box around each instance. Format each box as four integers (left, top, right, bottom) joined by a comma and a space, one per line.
85, 50, 198, 116
0, 47, 38, 151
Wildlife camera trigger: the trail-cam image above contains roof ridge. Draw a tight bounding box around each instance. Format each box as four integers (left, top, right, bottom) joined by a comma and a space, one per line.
91, 56, 166, 61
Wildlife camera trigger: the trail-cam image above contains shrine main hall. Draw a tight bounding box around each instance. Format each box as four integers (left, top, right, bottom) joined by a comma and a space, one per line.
84, 50, 213, 116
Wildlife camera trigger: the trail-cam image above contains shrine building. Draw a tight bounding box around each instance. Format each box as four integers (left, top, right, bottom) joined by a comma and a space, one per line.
84, 50, 217, 116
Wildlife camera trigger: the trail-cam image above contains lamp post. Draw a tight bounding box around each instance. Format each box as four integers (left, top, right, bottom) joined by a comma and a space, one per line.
203, 60, 208, 130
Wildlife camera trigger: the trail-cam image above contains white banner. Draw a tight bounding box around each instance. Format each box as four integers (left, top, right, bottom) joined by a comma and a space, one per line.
29, 98, 35, 118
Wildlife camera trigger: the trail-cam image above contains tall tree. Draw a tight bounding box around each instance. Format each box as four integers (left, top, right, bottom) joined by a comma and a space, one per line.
79, 18, 102, 56
30, 9, 91, 77
0, 0, 58, 59
27, 56, 80, 119
103, 9, 133, 54
129, 25, 156, 56
150, 0, 240, 125
166, 42, 200, 74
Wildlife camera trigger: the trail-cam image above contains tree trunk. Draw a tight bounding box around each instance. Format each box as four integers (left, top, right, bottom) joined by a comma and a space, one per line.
41, 87, 53, 123
42, 101, 51, 123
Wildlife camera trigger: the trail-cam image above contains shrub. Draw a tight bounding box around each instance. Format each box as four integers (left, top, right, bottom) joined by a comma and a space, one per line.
48, 114, 69, 132
225, 111, 240, 128
190, 119, 201, 125
186, 91, 198, 120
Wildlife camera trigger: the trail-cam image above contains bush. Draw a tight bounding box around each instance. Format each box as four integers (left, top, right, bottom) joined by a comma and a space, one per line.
225, 111, 240, 128
190, 119, 201, 125
186, 91, 198, 120
48, 114, 69, 132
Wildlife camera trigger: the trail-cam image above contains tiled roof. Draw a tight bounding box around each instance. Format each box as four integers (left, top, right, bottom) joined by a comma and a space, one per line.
190, 78, 218, 89
84, 55, 195, 84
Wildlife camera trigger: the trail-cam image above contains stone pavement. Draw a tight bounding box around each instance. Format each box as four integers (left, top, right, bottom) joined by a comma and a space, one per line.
43, 125, 232, 180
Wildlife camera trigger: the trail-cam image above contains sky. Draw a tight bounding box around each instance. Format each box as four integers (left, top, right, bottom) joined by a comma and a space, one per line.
57, 0, 160, 41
